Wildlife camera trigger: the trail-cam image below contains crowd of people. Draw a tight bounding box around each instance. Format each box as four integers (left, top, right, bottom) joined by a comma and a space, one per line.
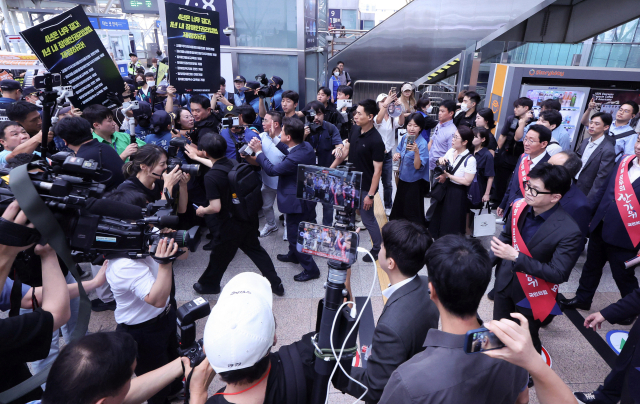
1, 56, 640, 404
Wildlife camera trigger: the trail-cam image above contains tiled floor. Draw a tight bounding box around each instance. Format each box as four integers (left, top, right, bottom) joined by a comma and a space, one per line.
13, 175, 638, 404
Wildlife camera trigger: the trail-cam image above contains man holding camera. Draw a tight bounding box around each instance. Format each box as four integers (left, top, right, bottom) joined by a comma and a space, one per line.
105, 189, 186, 404
194, 133, 284, 296
248, 118, 321, 281
0, 201, 71, 404
304, 100, 344, 226
258, 76, 285, 118
220, 105, 261, 162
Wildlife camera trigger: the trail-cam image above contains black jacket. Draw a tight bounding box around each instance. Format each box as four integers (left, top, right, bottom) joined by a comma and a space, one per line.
338, 276, 439, 403
490, 204, 583, 294
192, 113, 220, 145
576, 135, 616, 210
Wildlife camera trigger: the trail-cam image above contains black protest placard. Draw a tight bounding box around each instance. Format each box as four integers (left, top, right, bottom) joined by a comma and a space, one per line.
165, 2, 220, 94
20, 6, 124, 109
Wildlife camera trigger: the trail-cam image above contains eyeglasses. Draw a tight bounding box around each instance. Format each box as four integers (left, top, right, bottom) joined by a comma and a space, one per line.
523, 181, 552, 197
523, 137, 539, 144
452, 135, 461, 140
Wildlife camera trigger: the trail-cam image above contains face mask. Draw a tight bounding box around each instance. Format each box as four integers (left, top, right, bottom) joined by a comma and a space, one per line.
137, 81, 144, 87
334, 72, 340, 77
426, 106, 433, 114
147, 80, 155, 87
460, 103, 469, 112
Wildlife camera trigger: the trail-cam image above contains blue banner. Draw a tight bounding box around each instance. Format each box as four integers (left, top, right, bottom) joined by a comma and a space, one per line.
88, 17, 99, 29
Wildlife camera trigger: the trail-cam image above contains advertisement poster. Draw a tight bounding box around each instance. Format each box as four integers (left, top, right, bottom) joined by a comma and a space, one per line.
163, 0, 229, 46
165, 2, 220, 94
20, 6, 124, 110
305, 0, 318, 48
588, 89, 640, 117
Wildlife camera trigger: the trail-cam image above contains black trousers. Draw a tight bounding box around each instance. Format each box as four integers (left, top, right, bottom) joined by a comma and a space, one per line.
594, 319, 640, 403
198, 219, 282, 288
493, 154, 515, 203
493, 282, 543, 354
576, 224, 640, 305
116, 305, 182, 404
286, 212, 320, 276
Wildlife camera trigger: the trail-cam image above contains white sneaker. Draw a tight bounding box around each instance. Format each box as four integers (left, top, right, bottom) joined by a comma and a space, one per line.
260, 223, 278, 237
385, 208, 391, 217
356, 221, 367, 230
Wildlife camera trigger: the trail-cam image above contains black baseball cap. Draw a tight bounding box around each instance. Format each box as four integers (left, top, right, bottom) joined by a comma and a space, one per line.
156, 85, 168, 95
132, 101, 152, 120
221, 105, 239, 117
0, 79, 21, 91
240, 81, 260, 92
129, 53, 137, 57
233, 75, 246, 83
270, 76, 283, 86
22, 86, 38, 95
150, 110, 172, 132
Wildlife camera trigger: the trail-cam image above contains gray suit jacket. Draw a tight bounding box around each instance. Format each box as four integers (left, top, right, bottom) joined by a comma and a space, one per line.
340, 275, 439, 403
576, 135, 616, 210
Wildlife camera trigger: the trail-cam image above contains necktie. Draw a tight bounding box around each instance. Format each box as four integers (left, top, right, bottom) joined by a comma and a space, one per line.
524, 157, 532, 175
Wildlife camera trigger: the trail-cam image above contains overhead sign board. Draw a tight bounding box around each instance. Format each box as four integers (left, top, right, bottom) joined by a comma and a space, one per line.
120, 0, 159, 15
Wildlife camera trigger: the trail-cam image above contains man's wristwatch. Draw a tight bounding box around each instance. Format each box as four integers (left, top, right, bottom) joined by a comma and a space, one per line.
368, 194, 374, 200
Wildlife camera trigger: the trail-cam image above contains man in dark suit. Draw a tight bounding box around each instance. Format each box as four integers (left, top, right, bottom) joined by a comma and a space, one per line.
561, 136, 640, 322
497, 124, 551, 220
575, 112, 616, 210
574, 288, 640, 403
334, 220, 439, 403
491, 163, 583, 352
548, 151, 592, 238
249, 118, 321, 282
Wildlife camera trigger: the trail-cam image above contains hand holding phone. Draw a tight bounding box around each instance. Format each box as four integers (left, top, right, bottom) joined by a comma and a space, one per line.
407, 135, 416, 145
464, 327, 506, 354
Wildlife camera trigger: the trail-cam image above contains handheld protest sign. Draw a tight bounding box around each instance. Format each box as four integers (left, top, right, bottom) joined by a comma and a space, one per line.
165, 2, 220, 94
20, 6, 125, 110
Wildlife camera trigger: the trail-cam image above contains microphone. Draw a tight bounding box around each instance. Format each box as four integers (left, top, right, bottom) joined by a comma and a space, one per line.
84, 198, 144, 220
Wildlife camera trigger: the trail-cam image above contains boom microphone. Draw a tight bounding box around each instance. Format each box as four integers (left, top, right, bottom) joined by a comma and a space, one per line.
83, 198, 144, 220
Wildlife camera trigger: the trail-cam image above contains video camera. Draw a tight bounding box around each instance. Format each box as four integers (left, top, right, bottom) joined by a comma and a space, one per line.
177, 297, 211, 367
255, 73, 276, 99
303, 108, 322, 135
33, 73, 75, 125
0, 152, 201, 263
167, 137, 201, 177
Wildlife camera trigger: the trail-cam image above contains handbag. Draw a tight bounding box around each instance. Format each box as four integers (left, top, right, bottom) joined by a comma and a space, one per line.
473, 202, 496, 238
467, 174, 482, 205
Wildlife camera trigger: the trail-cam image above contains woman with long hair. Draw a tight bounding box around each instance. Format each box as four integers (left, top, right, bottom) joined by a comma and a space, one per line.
428, 126, 477, 238
475, 108, 498, 156
390, 112, 429, 225
118, 144, 189, 214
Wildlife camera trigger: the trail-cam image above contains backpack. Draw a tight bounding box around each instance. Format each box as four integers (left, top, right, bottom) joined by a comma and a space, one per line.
214, 161, 263, 222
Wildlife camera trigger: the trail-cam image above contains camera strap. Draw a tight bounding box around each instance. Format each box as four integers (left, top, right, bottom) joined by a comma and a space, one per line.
0, 164, 91, 404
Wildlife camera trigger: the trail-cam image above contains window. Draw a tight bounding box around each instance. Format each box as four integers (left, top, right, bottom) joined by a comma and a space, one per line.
341, 9, 357, 30
233, 0, 297, 48
238, 54, 299, 94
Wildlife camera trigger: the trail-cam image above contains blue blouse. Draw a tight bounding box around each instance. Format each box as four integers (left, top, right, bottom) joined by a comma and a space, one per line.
396, 133, 429, 183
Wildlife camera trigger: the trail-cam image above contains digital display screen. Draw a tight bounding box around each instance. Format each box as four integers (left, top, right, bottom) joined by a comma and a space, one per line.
120, 0, 160, 15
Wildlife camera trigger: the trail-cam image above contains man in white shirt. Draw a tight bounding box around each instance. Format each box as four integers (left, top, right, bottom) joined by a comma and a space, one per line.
582, 100, 639, 161
105, 189, 186, 404
256, 111, 285, 237
333, 220, 439, 402
375, 92, 400, 216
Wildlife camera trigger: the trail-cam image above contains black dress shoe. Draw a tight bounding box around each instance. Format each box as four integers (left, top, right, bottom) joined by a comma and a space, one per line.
616, 316, 636, 326
277, 254, 300, 264
362, 249, 379, 263
487, 288, 495, 301
294, 271, 320, 282
559, 297, 591, 311
202, 240, 215, 251
279, 214, 285, 222
193, 282, 221, 294
206, 233, 213, 240
272, 283, 285, 296
91, 298, 116, 312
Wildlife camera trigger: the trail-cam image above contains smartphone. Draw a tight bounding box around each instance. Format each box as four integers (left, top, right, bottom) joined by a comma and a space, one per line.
130, 134, 137, 144
296, 164, 362, 209
407, 135, 416, 145
463, 327, 505, 354
33, 73, 62, 89
296, 222, 359, 264
390, 86, 396, 94
221, 116, 240, 128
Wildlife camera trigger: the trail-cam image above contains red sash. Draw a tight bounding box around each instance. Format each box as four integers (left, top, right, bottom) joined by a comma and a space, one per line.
511, 199, 559, 321
615, 155, 640, 247
517, 154, 532, 197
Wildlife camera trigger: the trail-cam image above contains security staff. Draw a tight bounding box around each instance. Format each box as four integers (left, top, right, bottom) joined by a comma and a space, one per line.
270, 76, 284, 112
0, 79, 22, 116
561, 134, 640, 324
127, 53, 144, 79
233, 75, 246, 107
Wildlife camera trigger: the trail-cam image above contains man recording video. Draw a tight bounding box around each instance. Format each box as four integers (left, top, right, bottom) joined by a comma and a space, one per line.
0, 201, 71, 404
193, 133, 284, 296
258, 75, 285, 117
334, 220, 439, 403
248, 118, 321, 282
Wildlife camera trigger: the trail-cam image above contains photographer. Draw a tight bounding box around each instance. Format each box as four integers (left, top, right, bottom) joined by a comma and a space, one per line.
258, 76, 284, 118
378, 235, 529, 404
214, 76, 233, 112
336, 85, 355, 140
428, 126, 476, 239
82, 104, 145, 162
104, 189, 185, 404
193, 133, 284, 295
190, 94, 221, 145
334, 220, 438, 403
193, 272, 315, 404
220, 105, 260, 162
118, 144, 189, 214
304, 101, 344, 226
54, 116, 125, 191
0, 201, 70, 404
248, 118, 321, 282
